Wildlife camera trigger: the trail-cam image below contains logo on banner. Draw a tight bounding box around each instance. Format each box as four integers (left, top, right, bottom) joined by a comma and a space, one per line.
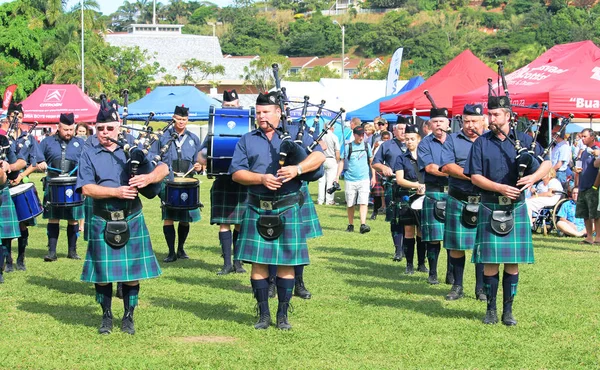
44, 89, 66, 103
591, 67, 600, 81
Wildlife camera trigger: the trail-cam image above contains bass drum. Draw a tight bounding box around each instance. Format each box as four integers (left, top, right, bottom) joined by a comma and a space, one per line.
206, 106, 255, 177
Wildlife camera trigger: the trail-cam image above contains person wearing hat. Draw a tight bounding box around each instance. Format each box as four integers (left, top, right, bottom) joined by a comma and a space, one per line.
230, 91, 325, 330
153, 105, 203, 263
4, 102, 44, 272
37, 112, 86, 261
439, 104, 486, 301
197, 90, 248, 275
77, 104, 168, 334
464, 94, 550, 326
417, 107, 453, 286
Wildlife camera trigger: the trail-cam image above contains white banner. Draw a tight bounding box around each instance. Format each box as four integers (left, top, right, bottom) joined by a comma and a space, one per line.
385, 47, 404, 96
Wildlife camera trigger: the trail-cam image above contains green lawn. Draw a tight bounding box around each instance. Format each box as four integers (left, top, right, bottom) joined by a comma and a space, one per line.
1, 175, 599, 369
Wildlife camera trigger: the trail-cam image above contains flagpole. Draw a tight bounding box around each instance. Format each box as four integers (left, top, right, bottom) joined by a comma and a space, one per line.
81, 0, 85, 93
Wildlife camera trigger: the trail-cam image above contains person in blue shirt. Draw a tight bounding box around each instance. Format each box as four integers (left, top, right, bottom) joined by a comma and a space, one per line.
417, 107, 451, 286
77, 105, 168, 335
551, 126, 572, 188
556, 191, 585, 237
573, 128, 600, 244
464, 94, 551, 326
340, 126, 375, 234
37, 113, 86, 262
440, 104, 486, 302
153, 105, 203, 263
372, 117, 407, 261
230, 92, 325, 330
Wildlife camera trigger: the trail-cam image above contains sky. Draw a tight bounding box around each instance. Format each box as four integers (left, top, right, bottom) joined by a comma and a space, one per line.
0, 0, 234, 15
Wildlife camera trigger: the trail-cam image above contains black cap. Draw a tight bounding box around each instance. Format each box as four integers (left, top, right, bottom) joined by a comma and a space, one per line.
405, 125, 419, 134
256, 92, 280, 106
96, 107, 119, 123
59, 113, 75, 125
463, 104, 484, 116
488, 96, 510, 110
8, 103, 23, 114
396, 116, 408, 124
174, 105, 189, 117
223, 89, 238, 102
430, 107, 449, 119
353, 126, 364, 135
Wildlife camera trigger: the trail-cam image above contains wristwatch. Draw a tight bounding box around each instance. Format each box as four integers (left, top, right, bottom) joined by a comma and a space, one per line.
296, 165, 303, 175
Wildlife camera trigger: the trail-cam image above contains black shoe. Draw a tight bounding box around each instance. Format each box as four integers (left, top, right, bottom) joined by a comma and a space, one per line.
16, 258, 26, 271
116, 283, 123, 300
502, 311, 517, 326
98, 310, 113, 335
445, 270, 454, 285
276, 315, 292, 330
294, 278, 312, 300
121, 311, 135, 335
176, 249, 189, 259
268, 281, 277, 299
163, 253, 177, 263
427, 274, 439, 285
483, 309, 498, 325
217, 264, 235, 275
475, 288, 487, 302
393, 249, 404, 262
345, 224, 354, 232
4, 263, 13, 273
417, 264, 429, 273
254, 303, 271, 330
445, 285, 464, 301
44, 252, 57, 262
405, 263, 414, 275
67, 251, 81, 260
359, 224, 371, 234
233, 260, 246, 273
370, 212, 377, 220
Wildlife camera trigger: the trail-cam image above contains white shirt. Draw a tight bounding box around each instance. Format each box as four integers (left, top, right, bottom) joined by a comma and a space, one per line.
322, 130, 340, 159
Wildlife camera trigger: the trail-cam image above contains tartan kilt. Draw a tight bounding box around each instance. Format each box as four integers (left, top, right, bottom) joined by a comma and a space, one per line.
472, 201, 534, 264
421, 192, 447, 242
235, 192, 309, 266
443, 195, 476, 251
83, 197, 93, 241
42, 187, 84, 221
0, 187, 21, 239
301, 183, 323, 239
370, 173, 385, 197
160, 182, 201, 223
209, 176, 247, 225
81, 209, 162, 283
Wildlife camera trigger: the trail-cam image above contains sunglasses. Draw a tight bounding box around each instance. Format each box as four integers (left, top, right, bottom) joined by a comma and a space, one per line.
96, 126, 116, 132
377, 123, 386, 126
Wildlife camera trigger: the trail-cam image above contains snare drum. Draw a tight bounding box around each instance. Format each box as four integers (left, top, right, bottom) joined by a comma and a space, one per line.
410, 195, 425, 211
10, 183, 43, 222
164, 177, 200, 210
206, 106, 255, 176
47, 176, 84, 207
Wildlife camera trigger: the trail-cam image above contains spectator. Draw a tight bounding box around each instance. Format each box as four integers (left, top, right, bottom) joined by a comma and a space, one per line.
339, 126, 375, 234
574, 128, 600, 244
317, 124, 341, 206
369, 131, 391, 220
551, 126, 571, 188
556, 191, 586, 237
363, 123, 376, 147
76, 122, 92, 138
526, 168, 563, 225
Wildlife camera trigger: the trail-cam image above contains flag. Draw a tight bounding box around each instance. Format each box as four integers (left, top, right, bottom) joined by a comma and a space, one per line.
2, 84, 17, 111
385, 48, 403, 96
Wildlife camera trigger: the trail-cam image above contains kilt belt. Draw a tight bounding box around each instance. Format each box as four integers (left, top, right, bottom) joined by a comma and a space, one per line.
480, 192, 525, 204
93, 200, 143, 221
248, 192, 304, 210
427, 184, 448, 193
448, 188, 481, 203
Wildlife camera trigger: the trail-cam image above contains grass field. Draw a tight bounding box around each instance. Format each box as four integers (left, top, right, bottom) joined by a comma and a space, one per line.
0, 174, 599, 369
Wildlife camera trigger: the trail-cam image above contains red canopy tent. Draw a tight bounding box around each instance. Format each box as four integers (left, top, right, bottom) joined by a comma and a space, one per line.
380, 50, 497, 116
452, 41, 600, 119
20, 84, 99, 124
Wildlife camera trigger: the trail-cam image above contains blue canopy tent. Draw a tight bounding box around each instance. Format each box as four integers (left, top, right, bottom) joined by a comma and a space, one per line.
346, 76, 425, 123
123, 86, 221, 121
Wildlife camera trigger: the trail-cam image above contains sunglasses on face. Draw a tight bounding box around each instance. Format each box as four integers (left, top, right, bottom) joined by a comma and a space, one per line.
377, 123, 386, 126
96, 126, 116, 132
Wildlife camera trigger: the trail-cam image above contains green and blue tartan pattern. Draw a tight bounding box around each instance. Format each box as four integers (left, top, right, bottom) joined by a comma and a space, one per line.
443, 195, 477, 251
0, 187, 21, 239
209, 176, 247, 225
421, 192, 447, 242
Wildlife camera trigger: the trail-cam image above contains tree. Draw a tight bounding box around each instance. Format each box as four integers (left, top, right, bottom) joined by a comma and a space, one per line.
178, 58, 225, 84
286, 65, 339, 82
241, 54, 290, 92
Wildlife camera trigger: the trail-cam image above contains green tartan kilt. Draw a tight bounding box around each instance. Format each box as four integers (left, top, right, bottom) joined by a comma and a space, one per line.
472, 201, 534, 264
300, 183, 323, 239
421, 192, 447, 242
160, 182, 201, 223
209, 176, 247, 225
42, 186, 84, 221
83, 197, 93, 241
0, 187, 21, 239
81, 210, 162, 283
443, 195, 477, 251
235, 193, 310, 266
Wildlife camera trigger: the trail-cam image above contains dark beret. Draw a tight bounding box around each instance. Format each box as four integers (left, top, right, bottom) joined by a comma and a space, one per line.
463, 104, 484, 116
8, 103, 23, 114
488, 96, 510, 110
223, 89, 238, 102
59, 113, 75, 125
96, 108, 119, 123
174, 105, 189, 117
405, 124, 419, 134
430, 107, 449, 119
256, 92, 280, 106
396, 116, 408, 124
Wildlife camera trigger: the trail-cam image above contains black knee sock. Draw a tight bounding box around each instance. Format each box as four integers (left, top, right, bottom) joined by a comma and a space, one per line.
163, 225, 176, 255
475, 263, 484, 292
392, 227, 404, 255
0, 239, 8, 271
268, 265, 277, 281
95, 283, 113, 313
427, 243, 441, 275
483, 273, 500, 311
122, 284, 140, 312
232, 229, 240, 261
446, 249, 453, 275
47, 223, 59, 254
450, 255, 465, 287
219, 230, 232, 267
67, 224, 78, 252
416, 236, 426, 265
4, 239, 11, 263
502, 271, 519, 314
294, 265, 304, 280
276, 277, 295, 316
373, 197, 382, 212
403, 238, 415, 265
177, 223, 190, 251
17, 228, 28, 262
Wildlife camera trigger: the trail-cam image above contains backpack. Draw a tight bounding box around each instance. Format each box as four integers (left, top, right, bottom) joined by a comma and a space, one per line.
347, 141, 371, 162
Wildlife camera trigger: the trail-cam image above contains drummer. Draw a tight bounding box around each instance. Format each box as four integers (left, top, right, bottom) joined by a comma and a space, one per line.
154, 105, 202, 262
198, 90, 248, 274
37, 113, 86, 261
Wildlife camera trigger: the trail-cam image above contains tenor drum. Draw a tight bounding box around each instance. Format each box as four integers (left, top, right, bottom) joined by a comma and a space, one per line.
164, 177, 200, 210
47, 176, 83, 207
206, 106, 255, 176
10, 183, 43, 222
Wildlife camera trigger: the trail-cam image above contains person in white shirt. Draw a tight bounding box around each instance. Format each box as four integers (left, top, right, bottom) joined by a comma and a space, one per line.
526, 168, 563, 225
317, 125, 341, 205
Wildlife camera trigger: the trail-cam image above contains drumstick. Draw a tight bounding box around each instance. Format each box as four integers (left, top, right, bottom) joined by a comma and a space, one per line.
182, 165, 197, 178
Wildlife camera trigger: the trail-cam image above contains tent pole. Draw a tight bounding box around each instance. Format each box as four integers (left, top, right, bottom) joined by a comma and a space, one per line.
81, 0, 84, 93
548, 111, 552, 150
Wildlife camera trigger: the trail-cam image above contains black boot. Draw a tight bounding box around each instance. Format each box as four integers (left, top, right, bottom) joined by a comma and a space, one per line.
67, 224, 80, 259
502, 311, 517, 326
120, 283, 139, 335
483, 309, 498, 325
251, 278, 271, 330
294, 275, 312, 299
445, 285, 464, 301
5, 256, 13, 273
217, 231, 233, 275
16, 232, 27, 271
176, 223, 190, 259
254, 302, 271, 330
45, 223, 59, 262
99, 310, 113, 335
276, 277, 294, 330
121, 308, 135, 335
276, 303, 292, 330
95, 283, 113, 334
233, 260, 246, 273
163, 225, 177, 262
217, 264, 235, 275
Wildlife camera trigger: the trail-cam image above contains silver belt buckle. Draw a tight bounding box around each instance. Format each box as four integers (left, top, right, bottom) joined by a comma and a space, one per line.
467, 196, 480, 204
498, 196, 511, 205
443, 186, 449, 193
110, 210, 125, 221
260, 200, 273, 211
